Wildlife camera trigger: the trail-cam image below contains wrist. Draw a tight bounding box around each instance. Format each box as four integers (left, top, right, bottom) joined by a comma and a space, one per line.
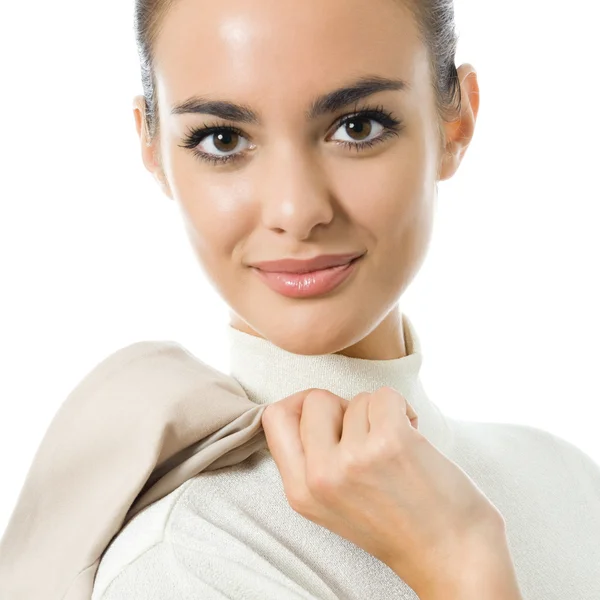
411, 535, 523, 600
389, 519, 523, 600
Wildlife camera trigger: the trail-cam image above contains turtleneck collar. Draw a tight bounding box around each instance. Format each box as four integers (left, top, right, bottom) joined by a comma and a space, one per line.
227, 312, 455, 455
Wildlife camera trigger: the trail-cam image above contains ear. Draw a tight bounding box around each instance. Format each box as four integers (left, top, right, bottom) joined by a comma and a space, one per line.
132, 95, 173, 199
437, 63, 480, 182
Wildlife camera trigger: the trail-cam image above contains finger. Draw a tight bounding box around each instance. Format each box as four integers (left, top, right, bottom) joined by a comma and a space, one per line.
367, 386, 417, 437
261, 390, 310, 498
340, 392, 371, 447
300, 390, 347, 472
406, 400, 419, 430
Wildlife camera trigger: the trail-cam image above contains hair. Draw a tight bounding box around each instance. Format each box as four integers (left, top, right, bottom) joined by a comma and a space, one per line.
133, 0, 462, 156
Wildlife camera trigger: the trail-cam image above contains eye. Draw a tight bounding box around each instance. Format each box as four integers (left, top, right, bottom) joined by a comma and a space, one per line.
330, 115, 385, 146
179, 123, 253, 166
327, 106, 404, 154
178, 104, 404, 166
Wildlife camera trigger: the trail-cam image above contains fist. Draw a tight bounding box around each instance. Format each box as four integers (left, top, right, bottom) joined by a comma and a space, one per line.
261, 386, 504, 593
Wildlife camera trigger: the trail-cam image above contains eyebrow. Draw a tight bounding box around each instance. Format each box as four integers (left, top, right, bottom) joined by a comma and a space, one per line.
170, 75, 410, 123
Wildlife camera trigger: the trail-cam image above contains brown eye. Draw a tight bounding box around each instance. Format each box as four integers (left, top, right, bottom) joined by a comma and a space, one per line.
331, 116, 384, 146
212, 131, 240, 153
344, 117, 373, 141
180, 106, 403, 166
181, 125, 253, 163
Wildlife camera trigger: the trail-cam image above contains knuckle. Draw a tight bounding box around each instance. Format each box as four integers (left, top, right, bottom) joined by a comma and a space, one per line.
304, 388, 335, 408
261, 403, 277, 420
370, 430, 416, 462
306, 466, 335, 496
378, 432, 404, 455
339, 448, 370, 475
378, 385, 403, 398
306, 388, 330, 400
379, 385, 396, 394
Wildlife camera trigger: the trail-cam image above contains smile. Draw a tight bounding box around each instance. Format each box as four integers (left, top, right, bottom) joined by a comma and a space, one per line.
251, 255, 364, 298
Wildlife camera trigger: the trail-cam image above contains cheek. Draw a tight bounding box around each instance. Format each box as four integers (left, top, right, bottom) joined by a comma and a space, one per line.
338, 147, 434, 294
338, 150, 431, 241
170, 164, 254, 268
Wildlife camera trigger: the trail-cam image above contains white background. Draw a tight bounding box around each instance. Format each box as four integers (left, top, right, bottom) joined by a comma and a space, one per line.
1, 0, 599, 533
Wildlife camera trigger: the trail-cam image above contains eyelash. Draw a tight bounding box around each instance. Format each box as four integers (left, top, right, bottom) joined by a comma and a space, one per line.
178, 104, 404, 166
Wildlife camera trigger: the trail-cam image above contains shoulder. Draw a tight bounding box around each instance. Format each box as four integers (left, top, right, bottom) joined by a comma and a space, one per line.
493, 421, 599, 471
513, 423, 600, 493
82, 340, 198, 380
92, 479, 195, 600
450, 417, 600, 497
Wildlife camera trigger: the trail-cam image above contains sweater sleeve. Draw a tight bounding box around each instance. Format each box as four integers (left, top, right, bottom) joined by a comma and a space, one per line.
99, 540, 327, 600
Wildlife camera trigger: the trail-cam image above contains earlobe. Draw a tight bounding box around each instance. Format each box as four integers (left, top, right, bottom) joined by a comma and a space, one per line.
155, 169, 173, 200
437, 143, 460, 182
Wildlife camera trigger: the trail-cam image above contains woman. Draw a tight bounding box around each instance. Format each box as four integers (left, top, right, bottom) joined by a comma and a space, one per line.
1, 0, 599, 599
93, 0, 600, 597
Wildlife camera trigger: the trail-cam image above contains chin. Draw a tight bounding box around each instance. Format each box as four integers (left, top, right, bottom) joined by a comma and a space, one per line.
229, 284, 371, 356
260, 317, 357, 356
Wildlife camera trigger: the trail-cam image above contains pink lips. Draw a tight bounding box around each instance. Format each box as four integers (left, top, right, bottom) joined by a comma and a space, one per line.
251, 254, 363, 298
251, 252, 365, 273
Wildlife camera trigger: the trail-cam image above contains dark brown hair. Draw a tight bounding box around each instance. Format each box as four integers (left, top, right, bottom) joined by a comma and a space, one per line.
134, 0, 462, 153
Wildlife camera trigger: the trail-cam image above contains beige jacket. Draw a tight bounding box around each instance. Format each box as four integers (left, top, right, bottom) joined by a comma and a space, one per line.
0, 340, 268, 600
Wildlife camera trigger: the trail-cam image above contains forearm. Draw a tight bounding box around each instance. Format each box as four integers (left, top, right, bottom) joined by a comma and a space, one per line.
390, 528, 523, 600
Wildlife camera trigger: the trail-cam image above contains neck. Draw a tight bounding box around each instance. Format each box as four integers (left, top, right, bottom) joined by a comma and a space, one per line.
227, 312, 456, 456
333, 307, 407, 360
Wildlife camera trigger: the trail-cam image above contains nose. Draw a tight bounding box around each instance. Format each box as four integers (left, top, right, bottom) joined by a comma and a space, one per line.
259, 145, 335, 241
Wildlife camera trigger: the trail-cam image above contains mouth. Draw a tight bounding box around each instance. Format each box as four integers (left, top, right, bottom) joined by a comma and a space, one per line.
251, 254, 364, 299
250, 251, 366, 274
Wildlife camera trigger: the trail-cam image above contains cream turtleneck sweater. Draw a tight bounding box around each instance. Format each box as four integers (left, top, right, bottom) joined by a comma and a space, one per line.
91, 313, 600, 599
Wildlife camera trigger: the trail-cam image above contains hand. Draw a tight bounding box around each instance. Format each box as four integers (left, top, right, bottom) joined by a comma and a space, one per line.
261, 386, 506, 595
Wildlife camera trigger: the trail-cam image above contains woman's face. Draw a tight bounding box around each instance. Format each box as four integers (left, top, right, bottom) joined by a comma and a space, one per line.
135, 0, 478, 358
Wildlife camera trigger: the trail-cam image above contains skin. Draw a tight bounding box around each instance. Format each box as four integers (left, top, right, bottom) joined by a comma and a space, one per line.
133, 0, 479, 360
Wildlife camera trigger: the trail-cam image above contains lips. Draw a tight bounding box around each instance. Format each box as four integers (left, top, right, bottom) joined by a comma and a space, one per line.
251, 254, 363, 298
252, 252, 365, 274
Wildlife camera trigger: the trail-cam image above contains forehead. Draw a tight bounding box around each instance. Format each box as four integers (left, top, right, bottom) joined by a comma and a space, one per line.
153, 0, 428, 119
